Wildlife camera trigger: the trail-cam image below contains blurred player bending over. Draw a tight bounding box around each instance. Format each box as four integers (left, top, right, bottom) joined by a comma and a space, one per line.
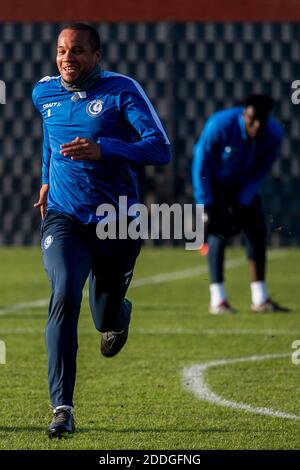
193, 95, 289, 315
32, 23, 171, 438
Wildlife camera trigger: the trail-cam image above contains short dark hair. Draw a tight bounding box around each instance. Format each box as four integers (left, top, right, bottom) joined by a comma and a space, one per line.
244, 94, 274, 113
60, 23, 101, 52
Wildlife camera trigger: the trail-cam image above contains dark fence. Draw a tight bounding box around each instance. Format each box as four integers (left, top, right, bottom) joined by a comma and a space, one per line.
0, 22, 299, 245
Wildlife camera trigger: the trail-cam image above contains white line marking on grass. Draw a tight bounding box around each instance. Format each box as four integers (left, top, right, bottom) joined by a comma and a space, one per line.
131, 249, 286, 287
0, 250, 287, 316
134, 328, 300, 336
0, 328, 38, 334
0, 299, 49, 315
1, 327, 300, 337
183, 353, 300, 421
131, 256, 247, 287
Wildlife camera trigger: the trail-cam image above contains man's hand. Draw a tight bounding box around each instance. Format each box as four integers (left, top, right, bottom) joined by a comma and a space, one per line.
34, 184, 49, 220
60, 137, 101, 161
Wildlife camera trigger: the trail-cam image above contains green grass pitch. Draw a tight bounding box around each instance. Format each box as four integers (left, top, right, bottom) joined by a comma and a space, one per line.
0, 246, 299, 450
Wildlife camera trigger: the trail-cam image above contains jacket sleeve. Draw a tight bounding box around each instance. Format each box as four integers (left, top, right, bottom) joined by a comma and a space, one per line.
32, 84, 51, 184
192, 118, 220, 205
98, 88, 171, 165
238, 136, 283, 206
42, 122, 51, 184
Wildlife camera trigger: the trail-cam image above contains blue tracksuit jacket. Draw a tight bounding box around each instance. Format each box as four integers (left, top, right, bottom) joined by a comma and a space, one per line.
32, 70, 171, 224
192, 107, 283, 206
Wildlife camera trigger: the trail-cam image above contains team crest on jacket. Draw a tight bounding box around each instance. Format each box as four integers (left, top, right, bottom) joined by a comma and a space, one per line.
86, 100, 103, 117
44, 235, 53, 250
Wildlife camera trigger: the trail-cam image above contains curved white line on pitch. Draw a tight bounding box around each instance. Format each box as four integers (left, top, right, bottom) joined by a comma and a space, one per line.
183, 353, 300, 421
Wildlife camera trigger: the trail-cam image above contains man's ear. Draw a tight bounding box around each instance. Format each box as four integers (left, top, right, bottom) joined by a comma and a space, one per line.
95, 50, 101, 63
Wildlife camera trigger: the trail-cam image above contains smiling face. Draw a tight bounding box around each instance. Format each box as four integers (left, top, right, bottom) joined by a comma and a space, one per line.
56, 29, 101, 84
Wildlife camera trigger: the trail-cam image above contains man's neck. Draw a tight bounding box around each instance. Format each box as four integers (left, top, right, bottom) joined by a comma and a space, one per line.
61, 64, 101, 92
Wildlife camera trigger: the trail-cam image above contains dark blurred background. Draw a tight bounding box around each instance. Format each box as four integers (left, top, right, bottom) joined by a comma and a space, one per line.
0, 1, 299, 245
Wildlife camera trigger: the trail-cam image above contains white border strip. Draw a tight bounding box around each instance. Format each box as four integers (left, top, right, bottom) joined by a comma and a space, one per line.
183, 353, 300, 421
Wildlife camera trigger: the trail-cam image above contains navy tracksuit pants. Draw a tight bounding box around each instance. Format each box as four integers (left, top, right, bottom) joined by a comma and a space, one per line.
41, 210, 141, 408
207, 194, 267, 283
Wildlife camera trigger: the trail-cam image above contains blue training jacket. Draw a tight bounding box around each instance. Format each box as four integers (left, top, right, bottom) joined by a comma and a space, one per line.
32, 70, 171, 224
192, 107, 283, 206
